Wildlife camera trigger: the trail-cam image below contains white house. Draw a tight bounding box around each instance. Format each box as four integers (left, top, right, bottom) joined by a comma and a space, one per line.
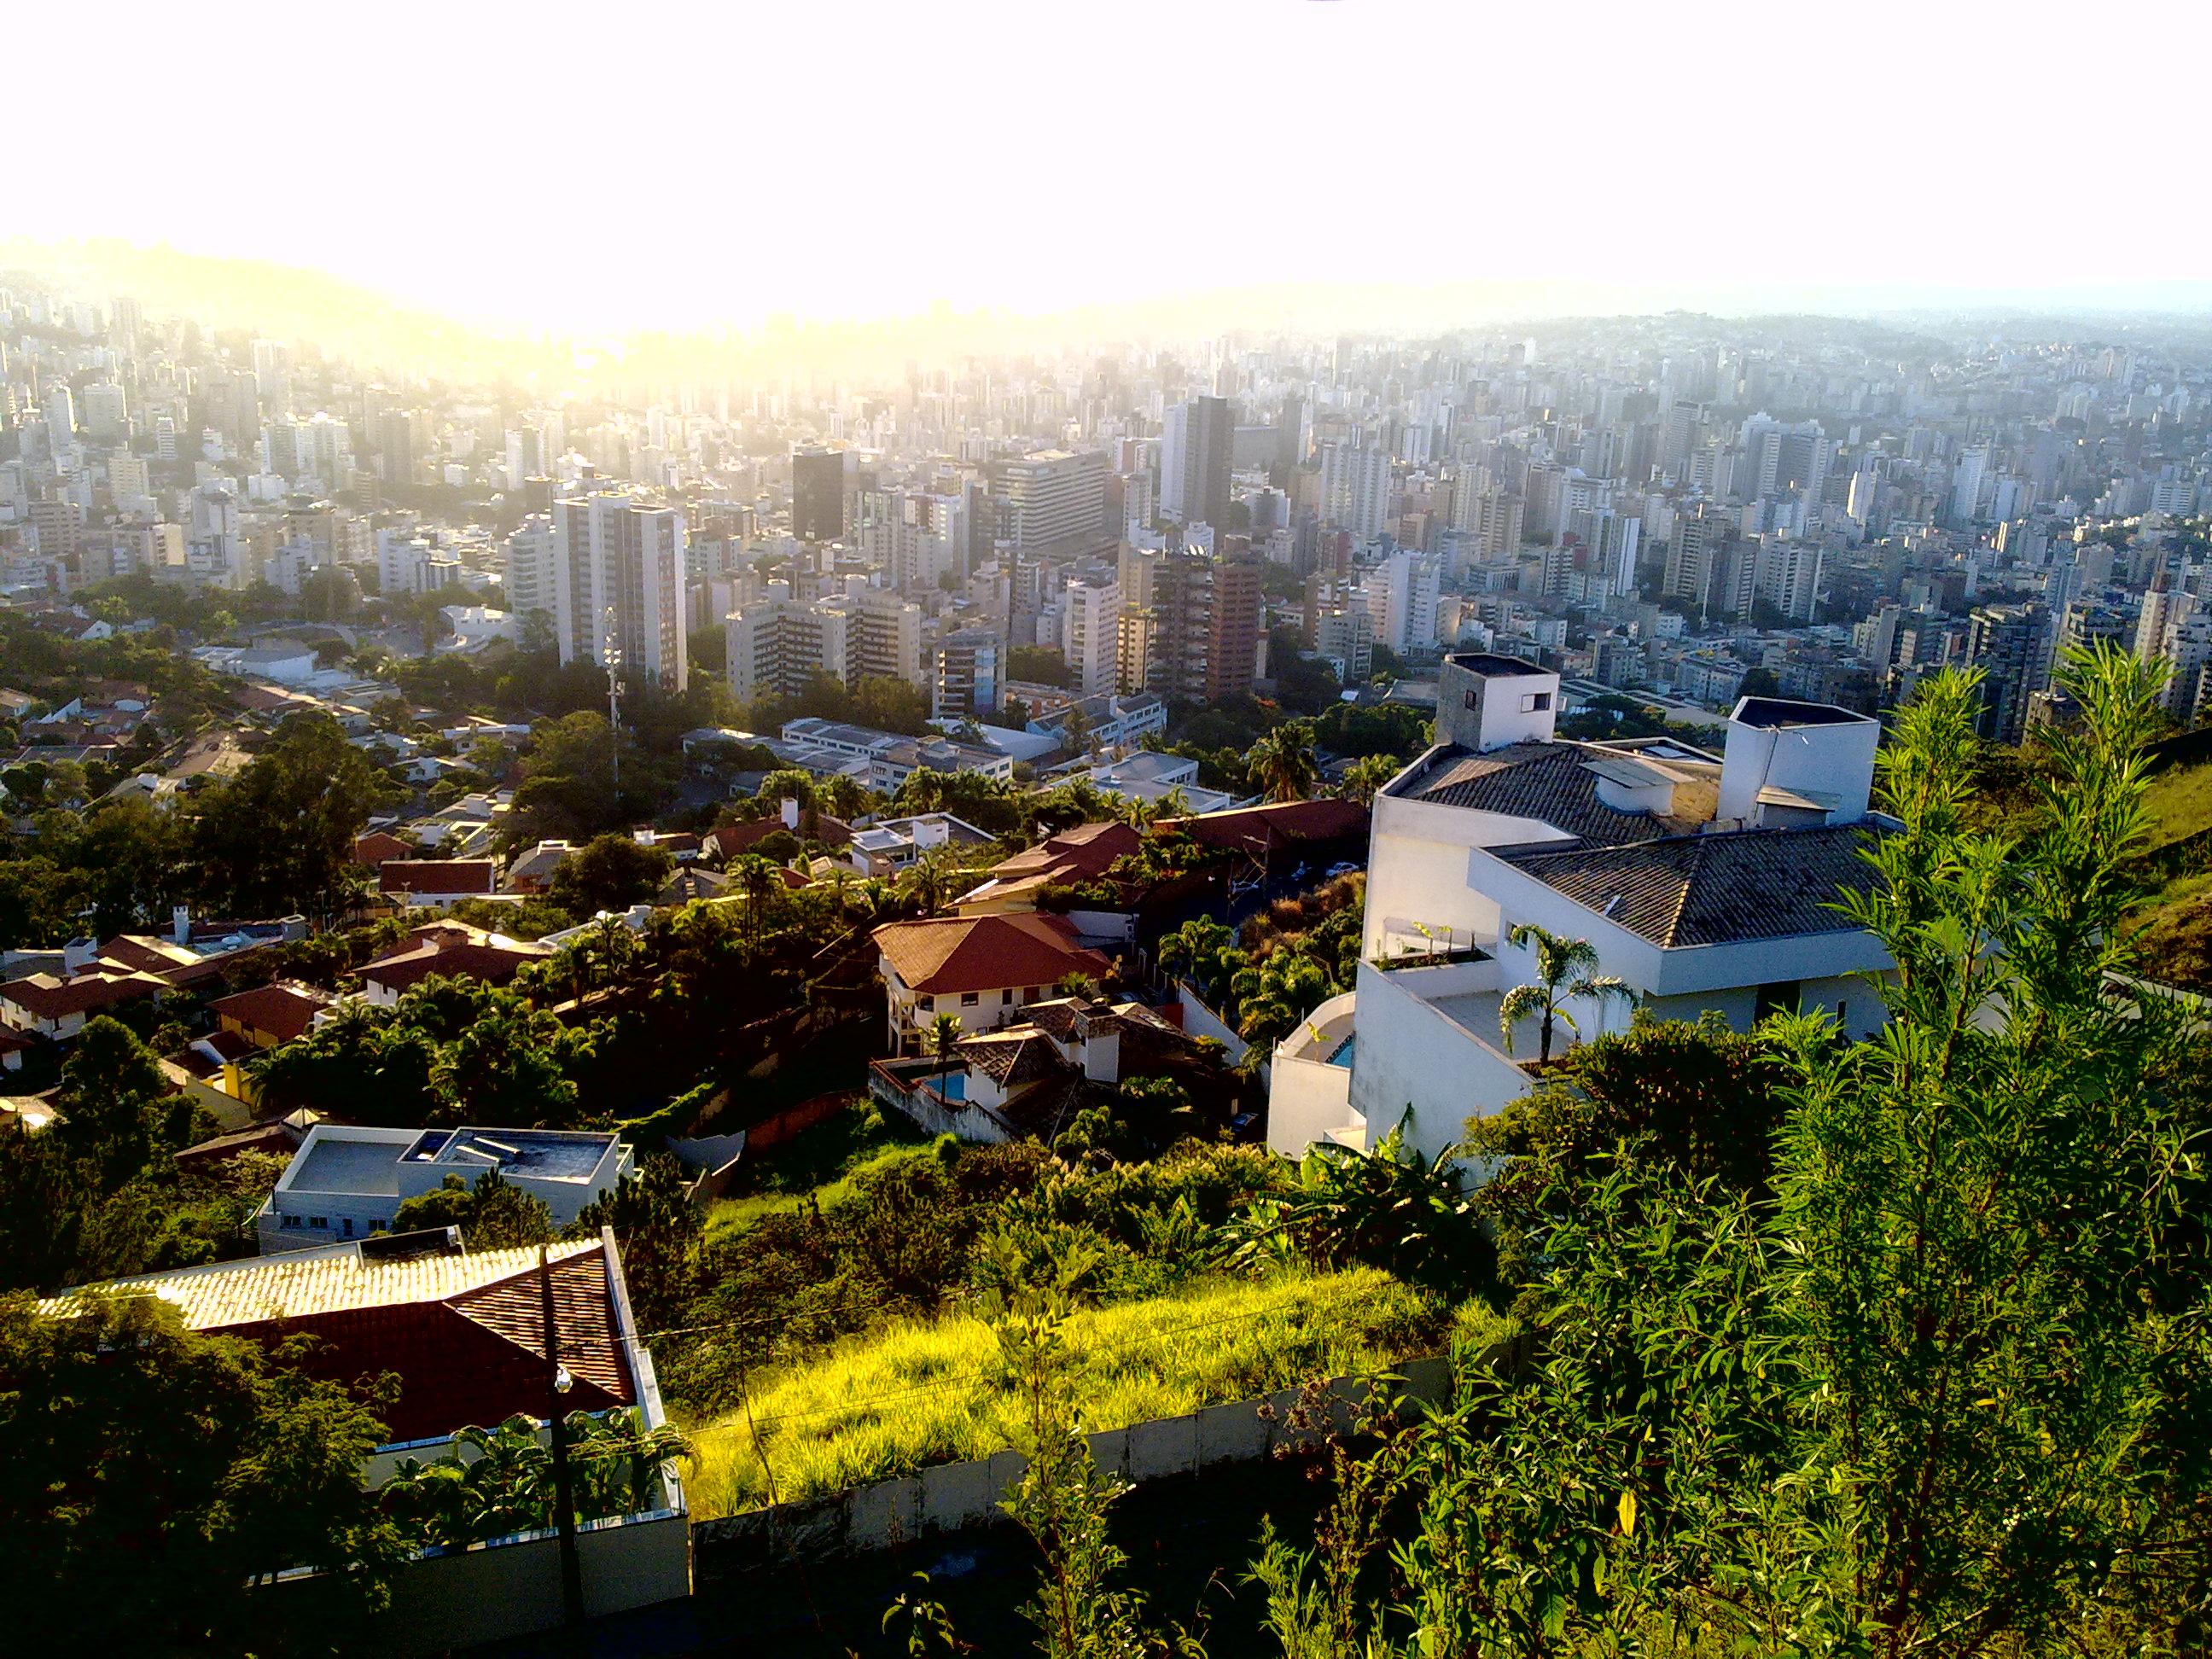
258, 1124, 633, 1252
1267, 652, 1895, 1166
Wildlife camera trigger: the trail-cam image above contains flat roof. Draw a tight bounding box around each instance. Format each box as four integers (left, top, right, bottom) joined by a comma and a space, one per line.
1732, 696, 1874, 730
1447, 651, 1549, 678
422, 1127, 613, 1183
292, 1134, 407, 1197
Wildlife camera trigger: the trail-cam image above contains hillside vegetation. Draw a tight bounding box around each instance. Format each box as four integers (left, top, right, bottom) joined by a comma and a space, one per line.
686, 1267, 1441, 1516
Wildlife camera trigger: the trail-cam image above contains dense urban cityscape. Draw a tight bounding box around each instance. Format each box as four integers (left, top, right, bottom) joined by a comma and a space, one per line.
3, 0, 2211, 1644
3, 253, 2211, 1655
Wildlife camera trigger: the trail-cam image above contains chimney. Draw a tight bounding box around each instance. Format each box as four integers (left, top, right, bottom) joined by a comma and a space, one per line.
63, 937, 97, 973
172, 904, 191, 946
1717, 697, 1879, 830
780, 796, 800, 830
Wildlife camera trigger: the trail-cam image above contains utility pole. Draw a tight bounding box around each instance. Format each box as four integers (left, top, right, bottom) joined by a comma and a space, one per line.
602, 605, 623, 793
539, 1243, 585, 1632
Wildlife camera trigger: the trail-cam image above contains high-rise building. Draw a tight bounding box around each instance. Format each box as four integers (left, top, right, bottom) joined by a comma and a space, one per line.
934, 628, 1003, 720
1160, 396, 1232, 530
989, 450, 1109, 550
1317, 443, 1391, 539
1965, 603, 2052, 745
1151, 546, 1262, 702
727, 598, 852, 702
791, 447, 847, 543
1060, 576, 1121, 696
503, 515, 558, 627
552, 491, 689, 691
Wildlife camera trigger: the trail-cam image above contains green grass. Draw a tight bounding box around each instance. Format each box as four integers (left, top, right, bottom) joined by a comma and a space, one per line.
684, 1267, 1441, 1517
2140, 759, 2212, 853
698, 1098, 929, 1249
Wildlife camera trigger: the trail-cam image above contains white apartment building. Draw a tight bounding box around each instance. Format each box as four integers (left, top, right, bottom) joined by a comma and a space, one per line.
503, 514, 557, 625
1060, 576, 1122, 696
1267, 653, 1895, 1167
553, 490, 689, 691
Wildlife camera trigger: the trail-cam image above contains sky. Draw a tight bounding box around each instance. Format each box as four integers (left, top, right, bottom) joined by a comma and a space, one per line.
11, 0, 2208, 335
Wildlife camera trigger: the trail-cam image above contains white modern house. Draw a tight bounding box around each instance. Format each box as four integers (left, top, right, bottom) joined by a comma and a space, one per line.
1267, 652, 1895, 1166
258, 1123, 633, 1252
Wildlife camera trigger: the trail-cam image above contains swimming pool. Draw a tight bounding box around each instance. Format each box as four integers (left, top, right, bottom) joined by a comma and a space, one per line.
1326, 1036, 1355, 1068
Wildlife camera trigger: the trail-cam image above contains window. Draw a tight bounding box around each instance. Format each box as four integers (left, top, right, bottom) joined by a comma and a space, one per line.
370, 1220, 387, 1233
1753, 981, 1802, 1021
1520, 691, 1552, 713
281, 1214, 302, 1230
1464, 690, 1479, 709
341, 1218, 355, 1237
961, 991, 981, 1007
308, 1215, 328, 1230
917, 994, 934, 1012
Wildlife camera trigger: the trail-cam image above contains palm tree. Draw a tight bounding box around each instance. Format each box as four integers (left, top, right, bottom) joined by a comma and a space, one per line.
1247, 722, 1319, 804
923, 1010, 964, 1098
1336, 754, 1400, 806
731, 854, 778, 943
590, 913, 638, 987
1496, 922, 1634, 1064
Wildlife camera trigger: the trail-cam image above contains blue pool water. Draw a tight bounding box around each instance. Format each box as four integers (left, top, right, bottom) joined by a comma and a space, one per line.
1326, 1036, 1355, 1068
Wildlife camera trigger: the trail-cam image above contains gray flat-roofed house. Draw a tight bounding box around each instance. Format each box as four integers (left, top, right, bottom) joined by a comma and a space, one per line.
257, 1123, 633, 1252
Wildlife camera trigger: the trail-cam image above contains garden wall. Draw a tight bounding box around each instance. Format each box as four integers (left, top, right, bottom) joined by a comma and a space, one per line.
693, 1354, 1448, 1571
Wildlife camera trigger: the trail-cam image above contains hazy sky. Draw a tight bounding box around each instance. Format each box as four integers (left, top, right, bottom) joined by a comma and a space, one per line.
14, 0, 2205, 332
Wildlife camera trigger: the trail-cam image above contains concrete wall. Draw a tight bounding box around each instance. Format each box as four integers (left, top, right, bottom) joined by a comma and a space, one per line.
1347, 960, 1534, 1163
693, 1356, 1450, 1565
1363, 787, 1570, 960
1265, 990, 1357, 1157
375, 1504, 690, 1654
1174, 981, 1249, 1063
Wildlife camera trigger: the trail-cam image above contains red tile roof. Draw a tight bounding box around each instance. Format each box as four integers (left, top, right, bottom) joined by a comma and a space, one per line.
209, 981, 331, 1044
354, 830, 413, 868
872, 911, 1112, 997
381, 859, 498, 896
1161, 798, 1368, 853
359, 938, 544, 994
42, 1239, 635, 1446
0, 968, 166, 1021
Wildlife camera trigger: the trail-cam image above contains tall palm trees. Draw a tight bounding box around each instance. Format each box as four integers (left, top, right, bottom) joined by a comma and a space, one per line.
730, 854, 778, 943
1247, 722, 1319, 804
1496, 922, 1634, 1064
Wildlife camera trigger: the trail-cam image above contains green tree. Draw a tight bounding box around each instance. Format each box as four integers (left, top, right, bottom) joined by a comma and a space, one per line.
1246, 719, 1319, 803
50, 1016, 188, 1190
569, 1155, 701, 1329
1335, 752, 1400, 805
390, 1170, 555, 1249
546, 831, 672, 917
1497, 921, 1633, 1064
924, 1010, 965, 1097
0, 1290, 405, 1653
189, 713, 390, 922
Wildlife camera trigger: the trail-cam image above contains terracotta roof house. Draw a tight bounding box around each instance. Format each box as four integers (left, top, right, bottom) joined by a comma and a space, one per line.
871, 911, 1113, 1055
357, 931, 550, 1005
38, 1231, 669, 1452
869, 993, 1206, 1144
381, 859, 499, 909
353, 830, 414, 869
1160, 798, 1369, 860
207, 981, 335, 1049
955, 820, 1143, 913
0, 966, 170, 1040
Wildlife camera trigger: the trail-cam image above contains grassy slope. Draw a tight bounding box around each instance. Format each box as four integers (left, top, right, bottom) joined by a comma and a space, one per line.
699, 1099, 929, 1249
684, 1267, 1441, 1518
2126, 759, 2212, 992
